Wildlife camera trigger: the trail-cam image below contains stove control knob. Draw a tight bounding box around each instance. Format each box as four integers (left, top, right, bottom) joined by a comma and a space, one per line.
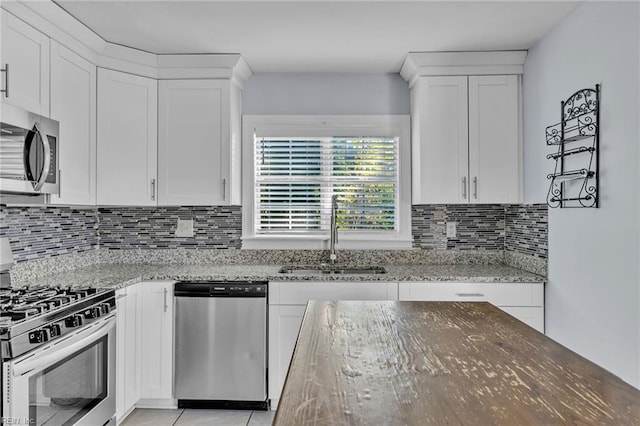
29, 329, 49, 344
65, 314, 84, 328
83, 307, 102, 319
45, 323, 62, 338
100, 303, 111, 315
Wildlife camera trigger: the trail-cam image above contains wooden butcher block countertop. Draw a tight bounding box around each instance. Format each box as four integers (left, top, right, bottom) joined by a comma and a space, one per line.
274, 301, 640, 425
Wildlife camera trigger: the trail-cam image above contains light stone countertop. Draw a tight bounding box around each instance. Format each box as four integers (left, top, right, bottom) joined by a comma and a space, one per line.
17, 263, 545, 290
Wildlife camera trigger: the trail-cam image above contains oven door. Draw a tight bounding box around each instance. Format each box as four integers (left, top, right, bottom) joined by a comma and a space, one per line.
3, 314, 116, 426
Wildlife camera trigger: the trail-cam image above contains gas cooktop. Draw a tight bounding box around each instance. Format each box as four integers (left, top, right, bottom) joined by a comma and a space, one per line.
1, 286, 101, 321
0, 285, 116, 360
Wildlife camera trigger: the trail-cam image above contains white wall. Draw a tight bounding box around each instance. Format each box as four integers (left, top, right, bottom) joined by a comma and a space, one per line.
523, 1, 640, 387
243, 73, 410, 114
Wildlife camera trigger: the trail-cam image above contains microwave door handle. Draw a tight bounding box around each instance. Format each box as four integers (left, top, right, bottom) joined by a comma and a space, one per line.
31, 123, 51, 192
12, 315, 115, 377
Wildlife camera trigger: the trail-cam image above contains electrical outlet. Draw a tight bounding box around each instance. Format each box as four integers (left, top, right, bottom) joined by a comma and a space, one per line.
176, 219, 194, 238
446, 222, 457, 238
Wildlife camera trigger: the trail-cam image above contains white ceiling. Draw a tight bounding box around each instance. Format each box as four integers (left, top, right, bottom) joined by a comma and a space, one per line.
54, 0, 582, 73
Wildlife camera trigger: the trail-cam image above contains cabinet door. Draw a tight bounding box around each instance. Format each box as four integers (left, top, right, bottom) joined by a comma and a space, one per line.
158, 80, 229, 205
398, 281, 542, 306
50, 42, 96, 205
0, 10, 50, 116
412, 76, 468, 204
115, 285, 142, 422
468, 75, 521, 203
115, 289, 127, 422
140, 281, 174, 402
97, 68, 157, 205
269, 281, 398, 305
268, 305, 307, 409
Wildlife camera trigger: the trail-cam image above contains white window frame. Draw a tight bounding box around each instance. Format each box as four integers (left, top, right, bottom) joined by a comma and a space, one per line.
242, 115, 412, 249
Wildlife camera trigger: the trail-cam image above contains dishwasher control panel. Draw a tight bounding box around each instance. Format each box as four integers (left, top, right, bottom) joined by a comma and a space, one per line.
175, 281, 267, 298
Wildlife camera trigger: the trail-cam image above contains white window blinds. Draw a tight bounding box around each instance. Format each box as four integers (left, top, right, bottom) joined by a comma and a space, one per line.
255, 136, 398, 234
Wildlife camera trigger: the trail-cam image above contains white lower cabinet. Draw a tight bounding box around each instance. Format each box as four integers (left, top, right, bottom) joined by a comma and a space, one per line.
398, 282, 544, 332
139, 281, 175, 406
116, 281, 175, 424
268, 281, 398, 409
115, 285, 141, 424
268, 304, 307, 411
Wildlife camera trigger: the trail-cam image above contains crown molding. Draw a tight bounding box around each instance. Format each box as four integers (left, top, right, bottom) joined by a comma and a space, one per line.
1, 0, 252, 84
400, 51, 527, 87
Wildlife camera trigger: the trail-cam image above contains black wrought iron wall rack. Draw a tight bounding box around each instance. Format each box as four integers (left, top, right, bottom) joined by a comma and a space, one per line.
546, 84, 599, 208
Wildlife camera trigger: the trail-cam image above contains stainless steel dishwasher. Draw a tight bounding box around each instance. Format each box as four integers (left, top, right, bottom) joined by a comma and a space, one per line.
174, 281, 268, 410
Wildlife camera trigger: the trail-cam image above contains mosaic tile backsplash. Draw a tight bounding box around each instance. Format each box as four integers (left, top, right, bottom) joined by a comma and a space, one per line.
1, 204, 546, 263
99, 206, 242, 249
0, 206, 98, 262
412, 204, 507, 251
411, 204, 547, 258
505, 204, 548, 259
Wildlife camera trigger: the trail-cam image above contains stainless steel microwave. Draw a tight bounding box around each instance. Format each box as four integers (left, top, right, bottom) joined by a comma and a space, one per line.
0, 103, 59, 195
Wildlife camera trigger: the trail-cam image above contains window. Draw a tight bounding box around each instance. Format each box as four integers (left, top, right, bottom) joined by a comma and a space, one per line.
242, 116, 411, 249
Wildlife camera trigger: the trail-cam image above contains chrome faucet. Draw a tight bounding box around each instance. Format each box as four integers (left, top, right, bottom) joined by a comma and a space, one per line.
329, 194, 339, 264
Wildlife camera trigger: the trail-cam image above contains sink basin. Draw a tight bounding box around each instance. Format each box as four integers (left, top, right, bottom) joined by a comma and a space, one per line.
278, 265, 387, 275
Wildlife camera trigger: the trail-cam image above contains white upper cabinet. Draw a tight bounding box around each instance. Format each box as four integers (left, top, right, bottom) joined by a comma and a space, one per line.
402, 51, 525, 205
468, 75, 521, 204
158, 79, 229, 205
411, 74, 522, 204
97, 68, 158, 206
50, 42, 97, 205
0, 10, 50, 116
411, 76, 469, 204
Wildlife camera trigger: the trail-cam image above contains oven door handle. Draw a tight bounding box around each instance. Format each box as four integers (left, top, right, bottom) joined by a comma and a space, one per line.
12, 315, 115, 377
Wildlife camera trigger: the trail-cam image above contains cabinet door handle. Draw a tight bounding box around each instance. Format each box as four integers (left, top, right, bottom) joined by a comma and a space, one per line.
151, 178, 156, 201
222, 178, 226, 201
462, 177, 467, 199
455, 293, 485, 297
57, 169, 61, 198
115, 293, 127, 300
473, 176, 478, 200
163, 288, 168, 312
1, 64, 8, 97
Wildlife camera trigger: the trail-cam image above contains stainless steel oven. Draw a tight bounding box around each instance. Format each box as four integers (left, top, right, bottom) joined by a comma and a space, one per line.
2, 314, 116, 426
0, 103, 59, 195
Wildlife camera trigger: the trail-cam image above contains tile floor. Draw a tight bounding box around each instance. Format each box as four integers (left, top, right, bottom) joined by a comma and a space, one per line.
121, 408, 274, 426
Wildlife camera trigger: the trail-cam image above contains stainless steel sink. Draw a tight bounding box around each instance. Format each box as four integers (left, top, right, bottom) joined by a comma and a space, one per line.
278, 265, 387, 275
